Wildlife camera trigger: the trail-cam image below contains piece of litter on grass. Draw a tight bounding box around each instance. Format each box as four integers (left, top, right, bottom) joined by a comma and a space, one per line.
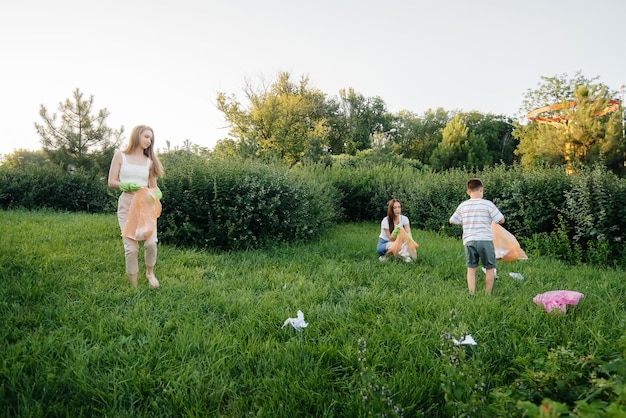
533, 290, 584, 314
453, 334, 477, 346
282, 310, 308, 329
509, 272, 524, 280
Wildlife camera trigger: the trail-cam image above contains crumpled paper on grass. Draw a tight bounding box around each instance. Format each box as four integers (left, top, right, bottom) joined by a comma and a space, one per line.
453, 334, 477, 346
282, 310, 308, 329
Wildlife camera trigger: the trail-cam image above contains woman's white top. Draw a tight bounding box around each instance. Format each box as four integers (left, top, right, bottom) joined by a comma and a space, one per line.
119, 153, 151, 186
379, 215, 409, 240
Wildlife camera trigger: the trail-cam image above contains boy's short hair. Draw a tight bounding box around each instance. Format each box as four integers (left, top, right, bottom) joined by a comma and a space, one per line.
467, 178, 483, 191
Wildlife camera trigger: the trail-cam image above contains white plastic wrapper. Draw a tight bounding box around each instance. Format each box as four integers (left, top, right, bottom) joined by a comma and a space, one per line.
453, 334, 477, 346
282, 310, 308, 329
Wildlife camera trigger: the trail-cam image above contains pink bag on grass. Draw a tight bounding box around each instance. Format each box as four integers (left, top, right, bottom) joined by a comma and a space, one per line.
533, 290, 584, 313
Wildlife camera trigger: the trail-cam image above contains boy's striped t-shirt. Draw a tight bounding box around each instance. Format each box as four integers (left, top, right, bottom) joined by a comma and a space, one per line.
450, 198, 504, 244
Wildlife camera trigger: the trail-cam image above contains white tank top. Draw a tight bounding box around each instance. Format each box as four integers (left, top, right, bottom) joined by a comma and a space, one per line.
119, 153, 151, 186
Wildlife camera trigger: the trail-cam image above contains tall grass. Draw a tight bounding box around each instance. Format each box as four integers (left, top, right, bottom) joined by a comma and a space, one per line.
1, 210, 624, 416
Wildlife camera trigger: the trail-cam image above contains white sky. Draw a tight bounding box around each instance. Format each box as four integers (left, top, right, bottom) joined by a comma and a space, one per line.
1, 0, 625, 156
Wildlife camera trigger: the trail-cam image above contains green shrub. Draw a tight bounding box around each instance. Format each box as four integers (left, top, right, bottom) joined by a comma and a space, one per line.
298, 162, 626, 267
484, 165, 571, 238
298, 163, 463, 227
0, 165, 113, 213
309, 164, 387, 222
521, 215, 583, 265
3, 152, 626, 266
158, 154, 339, 250
562, 165, 626, 265
515, 338, 626, 417
406, 168, 468, 235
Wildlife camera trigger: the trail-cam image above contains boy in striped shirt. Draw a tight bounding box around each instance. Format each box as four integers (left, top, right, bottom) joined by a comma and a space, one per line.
449, 178, 505, 295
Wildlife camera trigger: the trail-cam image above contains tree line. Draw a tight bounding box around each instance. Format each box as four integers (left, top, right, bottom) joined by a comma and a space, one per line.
2, 71, 624, 176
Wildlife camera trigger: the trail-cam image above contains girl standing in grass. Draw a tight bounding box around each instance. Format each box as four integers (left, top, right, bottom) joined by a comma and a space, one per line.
108, 125, 164, 288
376, 198, 412, 262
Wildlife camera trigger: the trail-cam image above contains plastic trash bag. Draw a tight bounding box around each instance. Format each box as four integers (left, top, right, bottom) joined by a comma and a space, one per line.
533, 290, 584, 313
282, 310, 308, 329
453, 334, 477, 346
122, 188, 162, 241
492, 223, 528, 262
387, 228, 419, 260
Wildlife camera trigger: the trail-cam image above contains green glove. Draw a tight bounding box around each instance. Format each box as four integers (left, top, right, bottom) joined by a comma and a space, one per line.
390, 225, 401, 239
153, 188, 163, 200
119, 182, 142, 192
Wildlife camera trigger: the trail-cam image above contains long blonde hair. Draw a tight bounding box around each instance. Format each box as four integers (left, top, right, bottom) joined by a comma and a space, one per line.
124, 125, 164, 178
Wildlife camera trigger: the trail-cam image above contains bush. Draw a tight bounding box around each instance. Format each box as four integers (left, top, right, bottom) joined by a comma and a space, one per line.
300, 162, 461, 226
483, 165, 572, 238
299, 164, 383, 222
0, 165, 113, 213
296, 161, 626, 267
405, 168, 469, 235
561, 165, 626, 266
3, 151, 625, 266
158, 153, 340, 250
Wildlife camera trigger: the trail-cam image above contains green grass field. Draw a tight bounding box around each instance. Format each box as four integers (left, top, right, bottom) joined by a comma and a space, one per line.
1, 210, 624, 417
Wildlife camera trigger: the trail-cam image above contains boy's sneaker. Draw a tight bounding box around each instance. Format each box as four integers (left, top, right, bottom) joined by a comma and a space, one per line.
379, 255, 387, 262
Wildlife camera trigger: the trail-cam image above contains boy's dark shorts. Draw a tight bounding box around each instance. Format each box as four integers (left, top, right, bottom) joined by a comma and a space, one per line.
464, 241, 497, 269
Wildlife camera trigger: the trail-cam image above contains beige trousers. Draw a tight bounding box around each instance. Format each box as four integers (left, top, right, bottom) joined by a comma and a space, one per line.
117, 192, 157, 275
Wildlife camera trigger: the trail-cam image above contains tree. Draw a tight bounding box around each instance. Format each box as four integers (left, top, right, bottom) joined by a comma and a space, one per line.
514, 72, 623, 172
461, 111, 517, 165
1, 149, 49, 169
428, 113, 493, 170
321, 96, 348, 155
430, 114, 468, 170
210, 138, 239, 160
560, 86, 623, 171
465, 132, 490, 169
337, 88, 391, 155
216, 72, 332, 166
392, 108, 450, 163
35, 88, 124, 176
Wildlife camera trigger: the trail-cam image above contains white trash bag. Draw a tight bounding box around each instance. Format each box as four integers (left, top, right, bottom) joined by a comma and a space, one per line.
282, 310, 308, 329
